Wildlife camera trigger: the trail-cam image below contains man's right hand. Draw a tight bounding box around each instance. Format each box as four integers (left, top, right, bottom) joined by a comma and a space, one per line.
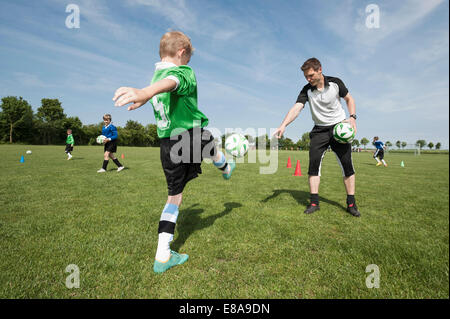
273, 126, 286, 139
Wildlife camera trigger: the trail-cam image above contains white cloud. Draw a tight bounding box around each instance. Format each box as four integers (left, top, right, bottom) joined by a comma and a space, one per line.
12, 72, 54, 88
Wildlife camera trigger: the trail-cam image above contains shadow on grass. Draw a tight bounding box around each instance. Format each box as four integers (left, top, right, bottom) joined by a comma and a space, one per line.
261, 189, 346, 211
172, 202, 242, 251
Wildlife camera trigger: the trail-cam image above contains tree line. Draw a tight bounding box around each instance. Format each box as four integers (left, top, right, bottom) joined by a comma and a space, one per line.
0, 96, 442, 150
0, 96, 159, 146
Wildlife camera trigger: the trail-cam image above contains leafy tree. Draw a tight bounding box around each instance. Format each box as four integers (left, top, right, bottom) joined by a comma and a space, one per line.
124, 120, 144, 131
295, 132, 311, 150
435, 142, 441, 150
401, 141, 407, 149
36, 98, 66, 144
255, 134, 269, 149
352, 139, 360, 147
0, 96, 33, 143
82, 123, 103, 145
269, 135, 279, 149
416, 140, 426, 150
63, 116, 83, 144
360, 137, 369, 149
396, 140, 401, 149
385, 141, 392, 148
427, 142, 434, 150
280, 137, 294, 149
146, 124, 159, 146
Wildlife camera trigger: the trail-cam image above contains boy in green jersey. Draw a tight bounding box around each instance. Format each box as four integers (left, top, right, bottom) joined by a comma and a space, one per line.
113, 31, 235, 273
65, 129, 74, 160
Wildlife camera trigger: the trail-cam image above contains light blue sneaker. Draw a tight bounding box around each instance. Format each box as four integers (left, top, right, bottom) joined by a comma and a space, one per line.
153, 250, 189, 273
222, 161, 235, 180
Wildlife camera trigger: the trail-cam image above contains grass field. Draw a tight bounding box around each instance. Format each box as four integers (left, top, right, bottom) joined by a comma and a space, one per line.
0, 144, 448, 299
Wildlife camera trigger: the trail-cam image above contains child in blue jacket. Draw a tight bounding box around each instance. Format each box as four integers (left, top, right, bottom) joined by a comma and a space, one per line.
97, 114, 125, 172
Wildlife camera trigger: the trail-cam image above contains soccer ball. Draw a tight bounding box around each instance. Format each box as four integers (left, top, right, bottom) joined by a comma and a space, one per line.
333, 122, 355, 144
26, 150, 32, 154
225, 133, 249, 158
96, 135, 106, 144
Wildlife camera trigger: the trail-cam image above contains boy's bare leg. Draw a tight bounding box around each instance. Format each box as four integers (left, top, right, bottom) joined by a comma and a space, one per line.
167, 193, 183, 207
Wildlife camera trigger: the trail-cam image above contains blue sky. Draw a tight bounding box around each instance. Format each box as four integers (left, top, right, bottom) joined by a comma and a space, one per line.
0, 0, 448, 148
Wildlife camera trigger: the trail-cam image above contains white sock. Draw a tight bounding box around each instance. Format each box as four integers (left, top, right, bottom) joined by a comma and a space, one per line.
155, 232, 173, 262
382, 160, 387, 165
375, 157, 381, 163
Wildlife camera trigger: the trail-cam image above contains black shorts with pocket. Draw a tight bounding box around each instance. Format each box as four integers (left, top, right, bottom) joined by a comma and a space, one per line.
308, 124, 355, 177
104, 139, 118, 153
160, 128, 217, 196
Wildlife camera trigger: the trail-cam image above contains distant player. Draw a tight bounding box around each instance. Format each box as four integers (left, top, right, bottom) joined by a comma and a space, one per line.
113, 31, 235, 273
373, 136, 387, 167
65, 129, 74, 160
97, 114, 125, 173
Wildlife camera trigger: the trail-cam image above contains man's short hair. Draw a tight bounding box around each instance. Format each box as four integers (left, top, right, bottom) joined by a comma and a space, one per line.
159, 31, 194, 58
301, 58, 322, 72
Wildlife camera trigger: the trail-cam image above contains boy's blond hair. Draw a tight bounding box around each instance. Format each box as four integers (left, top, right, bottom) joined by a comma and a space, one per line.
159, 31, 194, 58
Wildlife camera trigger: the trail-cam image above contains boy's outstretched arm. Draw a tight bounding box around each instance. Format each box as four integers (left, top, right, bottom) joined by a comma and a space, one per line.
113, 78, 177, 110
273, 102, 304, 138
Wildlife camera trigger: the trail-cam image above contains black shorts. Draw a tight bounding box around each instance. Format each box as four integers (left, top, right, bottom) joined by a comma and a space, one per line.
104, 139, 118, 153
65, 144, 73, 153
308, 124, 355, 177
374, 149, 384, 160
160, 128, 217, 196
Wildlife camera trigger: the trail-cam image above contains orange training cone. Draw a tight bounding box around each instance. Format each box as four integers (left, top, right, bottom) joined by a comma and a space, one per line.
121, 153, 124, 159
287, 157, 292, 168
293, 160, 302, 176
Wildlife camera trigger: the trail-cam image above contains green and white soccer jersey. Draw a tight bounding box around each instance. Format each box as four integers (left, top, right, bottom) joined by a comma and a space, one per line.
66, 134, 74, 145
150, 62, 209, 138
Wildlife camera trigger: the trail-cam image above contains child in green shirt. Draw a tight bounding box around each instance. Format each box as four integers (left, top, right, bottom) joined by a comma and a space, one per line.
113, 31, 235, 273
65, 129, 74, 160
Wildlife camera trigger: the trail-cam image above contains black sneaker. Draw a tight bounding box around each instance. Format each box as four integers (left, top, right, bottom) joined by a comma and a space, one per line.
347, 204, 361, 217
304, 204, 320, 214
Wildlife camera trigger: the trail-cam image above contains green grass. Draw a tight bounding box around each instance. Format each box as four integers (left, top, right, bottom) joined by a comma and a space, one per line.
0, 144, 448, 298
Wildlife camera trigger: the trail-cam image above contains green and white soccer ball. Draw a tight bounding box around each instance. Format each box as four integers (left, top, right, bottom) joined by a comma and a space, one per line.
333, 122, 355, 144
96, 135, 106, 144
225, 133, 249, 158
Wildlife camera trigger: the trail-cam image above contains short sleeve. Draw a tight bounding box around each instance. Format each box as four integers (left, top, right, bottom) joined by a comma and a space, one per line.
296, 84, 310, 105
331, 77, 349, 98
165, 66, 196, 96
